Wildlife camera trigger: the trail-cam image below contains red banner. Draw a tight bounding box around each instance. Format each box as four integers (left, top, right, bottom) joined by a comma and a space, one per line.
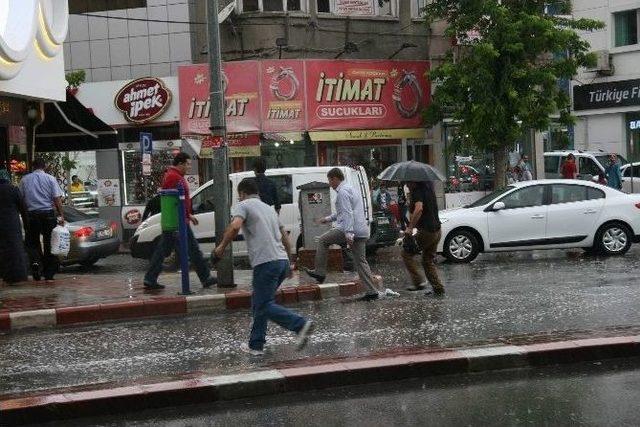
179, 61, 261, 135
260, 60, 306, 132
305, 60, 430, 131
179, 60, 430, 136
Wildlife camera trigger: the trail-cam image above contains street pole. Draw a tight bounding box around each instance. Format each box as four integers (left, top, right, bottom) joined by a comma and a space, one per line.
207, 0, 234, 287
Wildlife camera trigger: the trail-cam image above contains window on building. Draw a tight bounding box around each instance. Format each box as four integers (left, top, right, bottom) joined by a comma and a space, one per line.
314, 0, 397, 16
240, 0, 302, 12
412, 0, 426, 17
614, 9, 639, 47
316, 0, 330, 13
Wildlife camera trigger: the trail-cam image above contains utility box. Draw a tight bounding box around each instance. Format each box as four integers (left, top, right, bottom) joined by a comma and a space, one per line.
297, 181, 332, 251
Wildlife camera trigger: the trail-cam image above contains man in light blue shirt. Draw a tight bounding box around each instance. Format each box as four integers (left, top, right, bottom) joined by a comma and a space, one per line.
304, 168, 382, 301
19, 158, 65, 281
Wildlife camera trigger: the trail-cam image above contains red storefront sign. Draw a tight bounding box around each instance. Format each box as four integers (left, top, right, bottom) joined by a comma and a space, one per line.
305, 60, 430, 131
179, 60, 430, 135
260, 60, 306, 132
179, 61, 261, 135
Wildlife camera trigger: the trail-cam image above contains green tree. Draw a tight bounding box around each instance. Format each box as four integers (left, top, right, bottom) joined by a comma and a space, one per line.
424, 1, 604, 187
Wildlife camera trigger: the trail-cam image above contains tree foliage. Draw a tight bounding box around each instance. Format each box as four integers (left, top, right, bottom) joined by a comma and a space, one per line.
424, 0, 604, 185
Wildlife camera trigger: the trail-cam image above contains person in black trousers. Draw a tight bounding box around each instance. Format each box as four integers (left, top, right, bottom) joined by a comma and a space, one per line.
19, 158, 65, 281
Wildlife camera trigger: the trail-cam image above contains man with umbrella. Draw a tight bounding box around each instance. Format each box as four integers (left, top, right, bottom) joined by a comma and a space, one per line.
379, 161, 445, 296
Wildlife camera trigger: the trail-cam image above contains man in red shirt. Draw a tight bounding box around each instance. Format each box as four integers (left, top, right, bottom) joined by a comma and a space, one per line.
561, 154, 577, 179
143, 153, 217, 289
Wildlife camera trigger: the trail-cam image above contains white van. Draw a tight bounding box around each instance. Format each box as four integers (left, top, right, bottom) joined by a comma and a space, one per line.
130, 166, 386, 260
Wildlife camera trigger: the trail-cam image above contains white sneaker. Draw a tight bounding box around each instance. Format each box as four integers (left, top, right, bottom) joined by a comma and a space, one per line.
240, 343, 264, 356
296, 320, 315, 351
380, 288, 400, 298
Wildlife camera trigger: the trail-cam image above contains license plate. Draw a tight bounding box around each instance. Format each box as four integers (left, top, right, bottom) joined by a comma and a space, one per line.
377, 218, 390, 225
96, 229, 112, 239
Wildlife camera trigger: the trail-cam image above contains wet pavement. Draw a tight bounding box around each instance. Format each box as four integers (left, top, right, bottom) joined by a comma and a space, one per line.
32, 357, 640, 426
0, 256, 353, 312
2, 246, 640, 398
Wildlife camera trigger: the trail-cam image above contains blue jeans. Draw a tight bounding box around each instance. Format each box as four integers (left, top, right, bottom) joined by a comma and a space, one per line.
144, 227, 212, 285
249, 259, 306, 351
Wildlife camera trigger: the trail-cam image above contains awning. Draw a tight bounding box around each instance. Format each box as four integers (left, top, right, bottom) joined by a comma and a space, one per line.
308, 128, 426, 141
35, 93, 118, 152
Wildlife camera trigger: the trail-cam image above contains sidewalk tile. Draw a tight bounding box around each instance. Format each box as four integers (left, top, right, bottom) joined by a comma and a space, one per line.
459, 345, 527, 371
339, 282, 360, 296
141, 379, 218, 407
210, 370, 285, 400
318, 283, 340, 299
56, 305, 103, 325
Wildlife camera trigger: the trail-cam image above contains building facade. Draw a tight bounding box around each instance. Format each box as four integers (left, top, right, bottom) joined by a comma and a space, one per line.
573, 1, 640, 164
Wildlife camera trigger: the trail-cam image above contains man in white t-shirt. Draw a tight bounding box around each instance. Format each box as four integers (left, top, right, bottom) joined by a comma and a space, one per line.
213, 178, 313, 356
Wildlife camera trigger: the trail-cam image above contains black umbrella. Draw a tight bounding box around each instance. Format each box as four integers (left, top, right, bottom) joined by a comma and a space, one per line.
377, 160, 445, 182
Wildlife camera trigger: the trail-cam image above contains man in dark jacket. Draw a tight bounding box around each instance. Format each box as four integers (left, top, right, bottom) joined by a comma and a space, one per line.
254, 157, 281, 214
402, 181, 444, 296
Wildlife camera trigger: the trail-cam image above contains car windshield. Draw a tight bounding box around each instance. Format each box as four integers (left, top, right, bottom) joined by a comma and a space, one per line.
63, 206, 91, 222
596, 155, 628, 167
465, 186, 515, 208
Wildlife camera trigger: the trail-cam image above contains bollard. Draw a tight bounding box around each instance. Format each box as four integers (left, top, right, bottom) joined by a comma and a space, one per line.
176, 182, 192, 295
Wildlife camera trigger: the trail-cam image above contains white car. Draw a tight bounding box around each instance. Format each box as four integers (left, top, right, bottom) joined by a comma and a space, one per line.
130, 166, 398, 260
438, 179, 640, 263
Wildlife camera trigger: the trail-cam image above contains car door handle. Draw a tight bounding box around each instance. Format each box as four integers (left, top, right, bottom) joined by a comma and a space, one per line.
583, 209, 598, 214
531, 214, 545, 219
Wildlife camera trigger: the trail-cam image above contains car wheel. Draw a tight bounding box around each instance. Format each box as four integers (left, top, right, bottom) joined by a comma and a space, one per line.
443, 230, 479, 263
596, 223, 632, 256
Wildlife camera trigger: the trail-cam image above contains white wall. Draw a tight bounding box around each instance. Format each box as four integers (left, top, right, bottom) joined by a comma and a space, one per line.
574, 113, 626, 154
75, 76, 180, 126
64, 1, 195, 82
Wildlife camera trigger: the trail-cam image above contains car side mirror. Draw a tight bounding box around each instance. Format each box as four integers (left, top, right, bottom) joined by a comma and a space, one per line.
492, 201, 506, 211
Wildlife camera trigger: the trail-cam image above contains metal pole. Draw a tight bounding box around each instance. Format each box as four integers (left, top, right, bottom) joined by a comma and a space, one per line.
176, 184, 192, 295
207, 0, 234, 287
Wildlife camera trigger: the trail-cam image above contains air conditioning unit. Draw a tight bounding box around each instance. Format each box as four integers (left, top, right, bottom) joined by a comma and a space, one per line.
586, 50, 614, 75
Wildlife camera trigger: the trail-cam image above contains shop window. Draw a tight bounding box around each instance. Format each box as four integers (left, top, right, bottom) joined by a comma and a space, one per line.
240, 0, 302, 12
122, 150, 173, 206
270, 174, 293, 204
614, 9, 638, 47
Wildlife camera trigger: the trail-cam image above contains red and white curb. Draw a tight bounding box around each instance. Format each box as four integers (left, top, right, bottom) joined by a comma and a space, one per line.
0, 282, 363, 332
3, 335, 640, 424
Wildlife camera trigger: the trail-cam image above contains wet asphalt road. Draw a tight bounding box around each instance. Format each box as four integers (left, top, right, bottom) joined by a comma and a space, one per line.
35, 358, 640, 427
3, 247, 640, 397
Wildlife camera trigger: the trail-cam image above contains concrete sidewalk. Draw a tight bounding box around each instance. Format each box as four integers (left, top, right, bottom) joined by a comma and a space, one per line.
0, 269, 366, 332
3, 330, 640, 425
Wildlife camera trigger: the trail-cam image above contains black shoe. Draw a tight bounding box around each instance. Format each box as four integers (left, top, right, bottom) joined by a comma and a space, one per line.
302, 267, 325, 284
203, 277, 218, 288
356, 293, 379, 302
32, 263, 41, 281
425, 290, 445, 297
406, 284, 426, 291
144, 281, 165, 290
